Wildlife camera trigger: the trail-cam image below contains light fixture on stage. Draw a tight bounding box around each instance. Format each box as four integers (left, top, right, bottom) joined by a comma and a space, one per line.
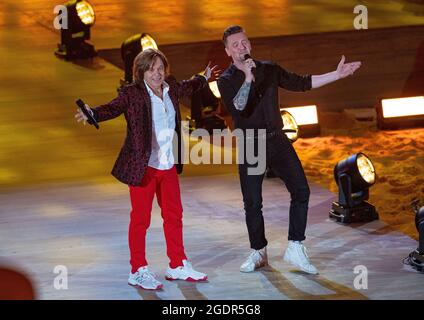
120, 33, 158, 85
55, 0, 96, 60
405, 200, 424, 272
415, 205, 424, 255
188, 80, 226, 134
208, 81, 221, 99
329, 153, 379, 223
281, 110, 299, 143
280, 105, 320, 137
377, 96, 424, 130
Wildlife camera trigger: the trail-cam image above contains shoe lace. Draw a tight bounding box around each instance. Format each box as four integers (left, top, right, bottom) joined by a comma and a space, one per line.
183, 261, 193, 270
247, 249, 263, 263
136, 270, 157, 282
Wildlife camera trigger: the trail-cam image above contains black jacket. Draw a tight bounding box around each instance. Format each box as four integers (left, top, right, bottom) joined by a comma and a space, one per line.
217, 60, 312, 132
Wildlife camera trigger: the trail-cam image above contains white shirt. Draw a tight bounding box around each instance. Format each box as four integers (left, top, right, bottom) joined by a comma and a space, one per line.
144, 81, 176, 170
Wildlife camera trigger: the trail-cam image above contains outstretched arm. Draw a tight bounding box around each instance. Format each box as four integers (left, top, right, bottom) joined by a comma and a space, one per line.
311, 55, 361, 89
176, 61, 220, 97
74, 87, 129, 125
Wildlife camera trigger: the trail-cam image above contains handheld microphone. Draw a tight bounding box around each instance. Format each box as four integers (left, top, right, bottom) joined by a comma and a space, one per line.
76, 99, 99, 129
243, 54, 256, 76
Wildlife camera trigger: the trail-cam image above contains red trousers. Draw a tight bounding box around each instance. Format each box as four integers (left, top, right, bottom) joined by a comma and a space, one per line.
128, 166, 187, 273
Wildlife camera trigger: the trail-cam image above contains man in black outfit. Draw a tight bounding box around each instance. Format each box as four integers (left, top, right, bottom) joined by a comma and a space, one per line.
217, 25, 361, 274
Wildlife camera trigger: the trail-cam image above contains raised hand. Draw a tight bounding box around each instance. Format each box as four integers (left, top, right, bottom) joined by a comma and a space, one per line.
336, 55, 362, 79
203, 61, 221, 81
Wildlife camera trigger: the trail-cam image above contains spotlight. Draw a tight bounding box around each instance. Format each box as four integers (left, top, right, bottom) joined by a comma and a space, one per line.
329, 153, 379, 223
280, 105, 320, 137
405, 200, 424, 272
208, 81, 221, 99
188, 81, 226, 134
55, 0, 96, 60
415, 203, 424, 256
377, 96, 424, 130
281, 110, 299, 143
120, 33, 158, 84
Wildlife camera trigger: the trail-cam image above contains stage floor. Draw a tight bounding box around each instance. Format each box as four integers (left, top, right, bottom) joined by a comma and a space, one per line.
1, 0, 424, 300
1, 174, 422, 300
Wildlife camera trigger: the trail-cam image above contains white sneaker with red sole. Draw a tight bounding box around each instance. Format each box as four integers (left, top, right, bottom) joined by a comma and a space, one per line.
165, 260, 208, 282
128, 266, 163, 290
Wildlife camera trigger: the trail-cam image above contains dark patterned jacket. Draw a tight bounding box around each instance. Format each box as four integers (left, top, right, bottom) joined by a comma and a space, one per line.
90, 75, 206, 186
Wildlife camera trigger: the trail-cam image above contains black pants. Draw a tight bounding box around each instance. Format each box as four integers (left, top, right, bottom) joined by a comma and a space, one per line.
238, 132, 310, 250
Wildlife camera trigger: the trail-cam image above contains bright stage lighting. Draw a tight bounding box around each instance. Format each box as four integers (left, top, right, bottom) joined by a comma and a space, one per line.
55, 0, 96, 60
281, 110, 299, 143
208, 81, 221, 99
280, 105, 320, 137
329, 153, 379, 223
377, 96, 424, 130
188, 81, 226, 134
76, 1, 95, 25
121, 33, 158, 84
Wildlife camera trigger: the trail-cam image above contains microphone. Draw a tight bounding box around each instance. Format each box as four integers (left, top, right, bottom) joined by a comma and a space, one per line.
243, 54, 256, 76
76, 99, 99, 129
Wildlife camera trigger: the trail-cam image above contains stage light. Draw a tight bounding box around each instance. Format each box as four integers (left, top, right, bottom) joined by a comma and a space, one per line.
280, 105, 320, 137
209, 81, 221, 99
188, 82, 226, 134
281, 110, 299, 143
55, 0, 97, 60
415, 205, 424, 255
377, 96, 424, 130
120, 33, 158, 84
76, 1, 95, 25
405, 200, 424, 272
329, 153, 379, 223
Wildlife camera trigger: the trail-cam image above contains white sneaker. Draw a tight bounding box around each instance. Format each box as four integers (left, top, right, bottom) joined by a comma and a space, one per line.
128, 266, 163, 290
240, 247, 268, 273
283, 241, 318, 274
165, 260, 208, 282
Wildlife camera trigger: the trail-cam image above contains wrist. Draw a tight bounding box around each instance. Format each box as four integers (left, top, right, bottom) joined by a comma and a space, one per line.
333, 70, 341, 80
245, 74, 253, 83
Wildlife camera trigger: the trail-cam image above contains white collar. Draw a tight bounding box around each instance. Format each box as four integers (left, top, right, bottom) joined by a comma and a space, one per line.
144, 80, 169, 97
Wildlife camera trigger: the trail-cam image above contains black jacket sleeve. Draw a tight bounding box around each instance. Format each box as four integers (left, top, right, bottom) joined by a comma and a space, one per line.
277, 64, 312, 92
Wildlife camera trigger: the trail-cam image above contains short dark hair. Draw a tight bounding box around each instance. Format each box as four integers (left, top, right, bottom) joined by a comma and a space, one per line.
222, 25, 244, 46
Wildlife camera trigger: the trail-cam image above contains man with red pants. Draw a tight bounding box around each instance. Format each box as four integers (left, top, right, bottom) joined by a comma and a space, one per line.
76, 48, 218, 290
